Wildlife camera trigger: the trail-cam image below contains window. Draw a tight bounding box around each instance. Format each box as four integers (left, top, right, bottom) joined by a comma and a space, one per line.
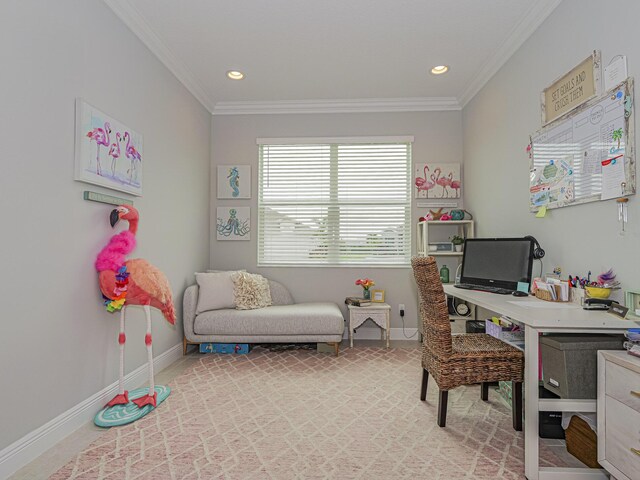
257, 137, 412, 266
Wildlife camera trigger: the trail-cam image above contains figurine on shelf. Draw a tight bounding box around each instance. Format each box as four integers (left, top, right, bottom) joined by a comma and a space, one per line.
429, 208, 444, 220
440, 213, 452, 221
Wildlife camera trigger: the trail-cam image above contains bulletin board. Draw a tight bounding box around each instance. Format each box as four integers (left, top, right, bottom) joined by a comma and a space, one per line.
529, 78, 635, 211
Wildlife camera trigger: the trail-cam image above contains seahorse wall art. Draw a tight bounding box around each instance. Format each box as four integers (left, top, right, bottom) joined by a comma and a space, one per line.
228, 167, 240, 197
216, 207, 251, 240
217, 165, 251, 199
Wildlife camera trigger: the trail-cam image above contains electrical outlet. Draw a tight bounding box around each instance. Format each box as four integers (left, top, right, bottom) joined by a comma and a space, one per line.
399, 304, 405, 314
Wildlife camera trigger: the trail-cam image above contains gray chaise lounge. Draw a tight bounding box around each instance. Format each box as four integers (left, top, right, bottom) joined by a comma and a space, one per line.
183, 279, 345, 355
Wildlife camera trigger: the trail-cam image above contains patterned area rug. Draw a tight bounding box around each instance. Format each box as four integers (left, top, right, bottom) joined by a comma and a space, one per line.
50, 347, 567, 479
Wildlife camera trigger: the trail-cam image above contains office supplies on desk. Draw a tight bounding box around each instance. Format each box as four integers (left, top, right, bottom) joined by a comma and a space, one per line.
535, 280, 570, 302
582, 298, 612, 310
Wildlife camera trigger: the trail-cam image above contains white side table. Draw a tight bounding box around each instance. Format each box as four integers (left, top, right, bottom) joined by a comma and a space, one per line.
347, 303, 391, 348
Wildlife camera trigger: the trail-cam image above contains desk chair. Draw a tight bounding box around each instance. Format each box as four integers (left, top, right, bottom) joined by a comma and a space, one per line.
411, 256, 524, 430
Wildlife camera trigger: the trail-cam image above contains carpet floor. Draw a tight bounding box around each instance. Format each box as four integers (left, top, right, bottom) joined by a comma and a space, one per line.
49, 347, 568, 479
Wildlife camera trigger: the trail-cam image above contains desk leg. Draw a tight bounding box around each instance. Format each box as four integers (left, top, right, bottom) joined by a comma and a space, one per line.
524, 325, 539, 480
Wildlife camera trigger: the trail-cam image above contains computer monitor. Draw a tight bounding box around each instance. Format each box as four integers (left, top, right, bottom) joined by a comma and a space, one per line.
459, 238, 534, 292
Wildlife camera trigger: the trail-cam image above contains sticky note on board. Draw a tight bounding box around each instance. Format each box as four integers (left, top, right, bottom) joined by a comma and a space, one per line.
517, 282, 530, 294
535, 206, 547, 218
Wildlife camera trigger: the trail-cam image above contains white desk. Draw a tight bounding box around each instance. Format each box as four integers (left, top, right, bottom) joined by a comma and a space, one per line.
444, 285, 639, 480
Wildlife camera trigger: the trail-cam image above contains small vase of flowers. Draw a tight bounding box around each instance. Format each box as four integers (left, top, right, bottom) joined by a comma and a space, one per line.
356, 278, 375, 300
451, 235, 464, 252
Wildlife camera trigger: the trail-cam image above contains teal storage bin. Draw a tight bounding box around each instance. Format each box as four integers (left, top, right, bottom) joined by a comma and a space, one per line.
199, 343, 251, 354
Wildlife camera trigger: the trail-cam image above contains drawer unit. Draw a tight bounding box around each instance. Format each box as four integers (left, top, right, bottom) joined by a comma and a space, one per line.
606, 360, 640, 412
598, 350, 640, 480
604, 397, 640, 480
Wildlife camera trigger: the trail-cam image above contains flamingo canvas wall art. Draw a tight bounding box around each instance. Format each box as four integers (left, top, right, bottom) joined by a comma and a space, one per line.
414, 163, 461, 199
75, 99, 144, 196
217, 165, 251, 199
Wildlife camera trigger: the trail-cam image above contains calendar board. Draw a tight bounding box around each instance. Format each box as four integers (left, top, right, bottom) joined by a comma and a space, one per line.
530, 78, 635, 211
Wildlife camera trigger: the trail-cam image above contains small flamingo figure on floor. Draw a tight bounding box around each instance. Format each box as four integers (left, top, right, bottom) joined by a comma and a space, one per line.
95, 205, 175, 409
86, 122, 111, 176
415, 165, 435, 197
108, 132, 121, 177
123, 132, 142, 185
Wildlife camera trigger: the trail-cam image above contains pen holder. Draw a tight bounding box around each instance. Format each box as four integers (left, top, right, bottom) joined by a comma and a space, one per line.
572, 288, 586, 306
535, 286, 570, 303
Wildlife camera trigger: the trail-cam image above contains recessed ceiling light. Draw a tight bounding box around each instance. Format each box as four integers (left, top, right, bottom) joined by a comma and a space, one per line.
431, 65, 449, 75
226, 70, 244, 80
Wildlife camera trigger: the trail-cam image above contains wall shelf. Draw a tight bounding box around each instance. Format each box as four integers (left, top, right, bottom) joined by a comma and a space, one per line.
416, 219, 476, 329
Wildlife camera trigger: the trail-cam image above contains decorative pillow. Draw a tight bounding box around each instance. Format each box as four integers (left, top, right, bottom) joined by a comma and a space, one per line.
231, 272, 272, 310
195, 271, 242, 313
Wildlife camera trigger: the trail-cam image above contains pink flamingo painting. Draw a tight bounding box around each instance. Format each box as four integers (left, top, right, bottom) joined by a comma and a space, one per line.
95, 205, 175, 409
108, 132, 121, 177
415, 165, 435, 197
123, 132, 142, 185
86, 122, 111, 176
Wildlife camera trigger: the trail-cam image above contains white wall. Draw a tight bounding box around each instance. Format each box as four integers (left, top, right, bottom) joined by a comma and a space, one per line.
463, 0, 640, 300
211, 111, 463, 328
0, 0, 210, 450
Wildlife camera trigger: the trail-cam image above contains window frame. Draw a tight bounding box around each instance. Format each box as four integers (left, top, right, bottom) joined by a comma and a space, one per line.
256, 136, 413, 267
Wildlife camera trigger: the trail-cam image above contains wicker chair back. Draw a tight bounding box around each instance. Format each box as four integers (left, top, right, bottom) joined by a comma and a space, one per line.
411, 256, 452, 358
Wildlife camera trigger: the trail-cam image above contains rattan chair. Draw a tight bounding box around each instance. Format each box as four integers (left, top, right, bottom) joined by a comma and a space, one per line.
411, 256, 524, 430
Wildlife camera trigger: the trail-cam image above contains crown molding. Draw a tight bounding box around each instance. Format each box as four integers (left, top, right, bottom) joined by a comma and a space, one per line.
458, 0, 563, 108
212, 97, 461, 115
102, 0, 215, 113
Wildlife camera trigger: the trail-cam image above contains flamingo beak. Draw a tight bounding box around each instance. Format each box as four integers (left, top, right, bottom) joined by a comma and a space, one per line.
110, 209, 121, 227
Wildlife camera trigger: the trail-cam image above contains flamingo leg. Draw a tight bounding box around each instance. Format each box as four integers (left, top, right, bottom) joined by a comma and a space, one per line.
96, 146, 102, 176
133, 305, 157, 408
105, 306, 129, 407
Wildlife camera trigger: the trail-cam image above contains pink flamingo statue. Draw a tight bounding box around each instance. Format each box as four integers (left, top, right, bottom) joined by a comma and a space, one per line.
450, 174, 461, 197
95, 205, 175, 409
108, 132, 121, 177
415, 165, 435, 197
86, 122, 111, 176
433, 167, 451, 198
123, 132, 142, 185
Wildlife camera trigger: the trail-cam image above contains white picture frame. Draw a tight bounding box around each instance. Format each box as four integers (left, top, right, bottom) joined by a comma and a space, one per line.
74, 99, 143, 196
217, 165, 251, 199
216, 207, 251, 240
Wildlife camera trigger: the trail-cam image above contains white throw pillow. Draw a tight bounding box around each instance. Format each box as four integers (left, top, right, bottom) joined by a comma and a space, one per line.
232, 272, 272, 310
195, 271, 241, 313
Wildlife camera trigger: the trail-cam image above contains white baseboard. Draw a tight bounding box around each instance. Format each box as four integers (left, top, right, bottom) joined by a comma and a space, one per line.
0, 343, 183, 479
343, 327, 419, 341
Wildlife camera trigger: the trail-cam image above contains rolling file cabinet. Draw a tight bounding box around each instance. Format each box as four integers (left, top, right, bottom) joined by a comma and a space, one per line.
597, 351, 640, 480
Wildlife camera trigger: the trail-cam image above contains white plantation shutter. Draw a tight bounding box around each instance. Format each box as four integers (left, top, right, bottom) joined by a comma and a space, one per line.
258, 137, 412, 266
